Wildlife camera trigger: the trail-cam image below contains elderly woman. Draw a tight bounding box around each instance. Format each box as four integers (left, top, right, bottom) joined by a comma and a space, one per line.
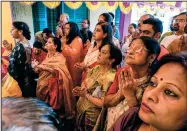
104, 36, 160, 130
113, 51, 187, 131
34, 37, 76, 119
73, 43, 122, 131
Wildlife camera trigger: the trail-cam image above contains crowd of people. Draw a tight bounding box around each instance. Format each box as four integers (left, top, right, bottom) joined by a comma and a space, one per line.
1, 11, 187, 131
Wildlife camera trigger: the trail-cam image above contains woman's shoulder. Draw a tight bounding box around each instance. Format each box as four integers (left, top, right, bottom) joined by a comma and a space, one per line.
71, 37, 83, 47
73, 36, 82, 43
14, 43, 25, 51
106, 69, 117, 81
55, 52, 66, 59
113, 107, 141, 131
117, 65, 130, 74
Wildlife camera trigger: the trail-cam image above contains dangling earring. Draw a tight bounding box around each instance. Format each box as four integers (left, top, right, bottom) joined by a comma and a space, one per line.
148, 62, 152, 68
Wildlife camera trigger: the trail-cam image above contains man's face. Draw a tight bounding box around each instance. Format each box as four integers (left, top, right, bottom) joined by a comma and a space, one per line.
139, 24, 155, 37
81, 20, 88, 29
34, 48, 41, 55
98, 15, 105, 22
43, 33, 52, 42
173, 14, 187, 32
139, 24, 160, 41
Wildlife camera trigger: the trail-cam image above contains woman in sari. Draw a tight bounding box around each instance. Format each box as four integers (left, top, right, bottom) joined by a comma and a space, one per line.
34, 37, 76, 119
103, 36, 160, 131
113, 51, 187, 131
75, 22, 113, 81
2, 21, 34, 98
1, 40, 12, 79
73, 43, 122, 131
61, 22, 83, 87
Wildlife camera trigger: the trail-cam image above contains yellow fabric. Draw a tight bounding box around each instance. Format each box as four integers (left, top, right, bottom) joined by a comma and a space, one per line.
119, 2, 133, 14
77, 65, 116, 124
64, 2, 83, 9
103, 2, 119, 11
85, 2, 102, 11
2, 74, 22, 98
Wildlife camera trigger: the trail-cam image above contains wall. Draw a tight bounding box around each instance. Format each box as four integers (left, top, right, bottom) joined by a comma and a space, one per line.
2, 2, 15, 47
11, 2, 35, 46
89, 6, 115, 32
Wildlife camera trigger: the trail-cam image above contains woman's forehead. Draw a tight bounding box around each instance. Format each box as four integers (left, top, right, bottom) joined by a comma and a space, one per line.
155, 62, 187, 84
130, 39, 144, 47
96, 25, 101, 29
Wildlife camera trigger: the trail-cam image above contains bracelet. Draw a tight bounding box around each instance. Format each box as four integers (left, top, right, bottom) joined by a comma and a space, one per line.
126, 97, 137, 107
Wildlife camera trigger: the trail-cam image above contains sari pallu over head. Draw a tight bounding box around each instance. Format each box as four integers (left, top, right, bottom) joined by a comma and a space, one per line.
36, 52, 76, 118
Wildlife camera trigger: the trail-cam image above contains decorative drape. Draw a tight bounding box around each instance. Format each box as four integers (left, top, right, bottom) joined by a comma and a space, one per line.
64, 2, 82, 9
20, 2, 35, 5
103, 2, 119, 11
20, 1, 186, 13
85, 2, 102, 11
119, 2, 133, 14
42, 2, 61, 9
119, 10, 132, 41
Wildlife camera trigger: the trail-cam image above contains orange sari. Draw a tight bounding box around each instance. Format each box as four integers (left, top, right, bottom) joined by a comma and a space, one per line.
62, 36, 84, 87
36, 52, 76, 118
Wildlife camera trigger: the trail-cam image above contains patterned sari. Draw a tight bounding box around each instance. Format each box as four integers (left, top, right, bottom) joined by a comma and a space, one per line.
95, 67, 150, 131
76, 65, 116, 131
36, 52, 76, 119
2, 40, 34, 97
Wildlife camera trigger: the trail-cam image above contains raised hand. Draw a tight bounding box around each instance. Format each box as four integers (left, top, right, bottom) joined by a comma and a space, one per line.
72, 86, 88, 97
31, 59, 39, 69
74, 62, 87, 70
118, 69, 136, 99
118, 68, 138, 107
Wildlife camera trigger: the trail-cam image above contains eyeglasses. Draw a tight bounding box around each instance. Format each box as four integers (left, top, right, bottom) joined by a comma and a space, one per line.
173, 19, 187, 23
126, 46, 149, 54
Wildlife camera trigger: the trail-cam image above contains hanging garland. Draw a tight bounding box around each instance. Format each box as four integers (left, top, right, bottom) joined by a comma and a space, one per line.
19, 1, 185, 13
181, 2, 187, 9
20, 2, 35, 5
103, 2, 119, 11
144, 4, 158, 14
119, 2, 133, 14
42, 2, 61, 9
85, 2, 102, 11
64, 2, 82, 10
163, 2, 176, 7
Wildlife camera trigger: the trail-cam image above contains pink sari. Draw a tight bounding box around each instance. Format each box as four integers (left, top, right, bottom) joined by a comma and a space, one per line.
1, 48, 11, 79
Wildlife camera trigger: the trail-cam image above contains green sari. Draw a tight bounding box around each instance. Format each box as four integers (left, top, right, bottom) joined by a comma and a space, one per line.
76, 65, 116, 131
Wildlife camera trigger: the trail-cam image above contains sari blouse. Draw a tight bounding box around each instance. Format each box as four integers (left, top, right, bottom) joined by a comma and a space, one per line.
77, 65, 116, 124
